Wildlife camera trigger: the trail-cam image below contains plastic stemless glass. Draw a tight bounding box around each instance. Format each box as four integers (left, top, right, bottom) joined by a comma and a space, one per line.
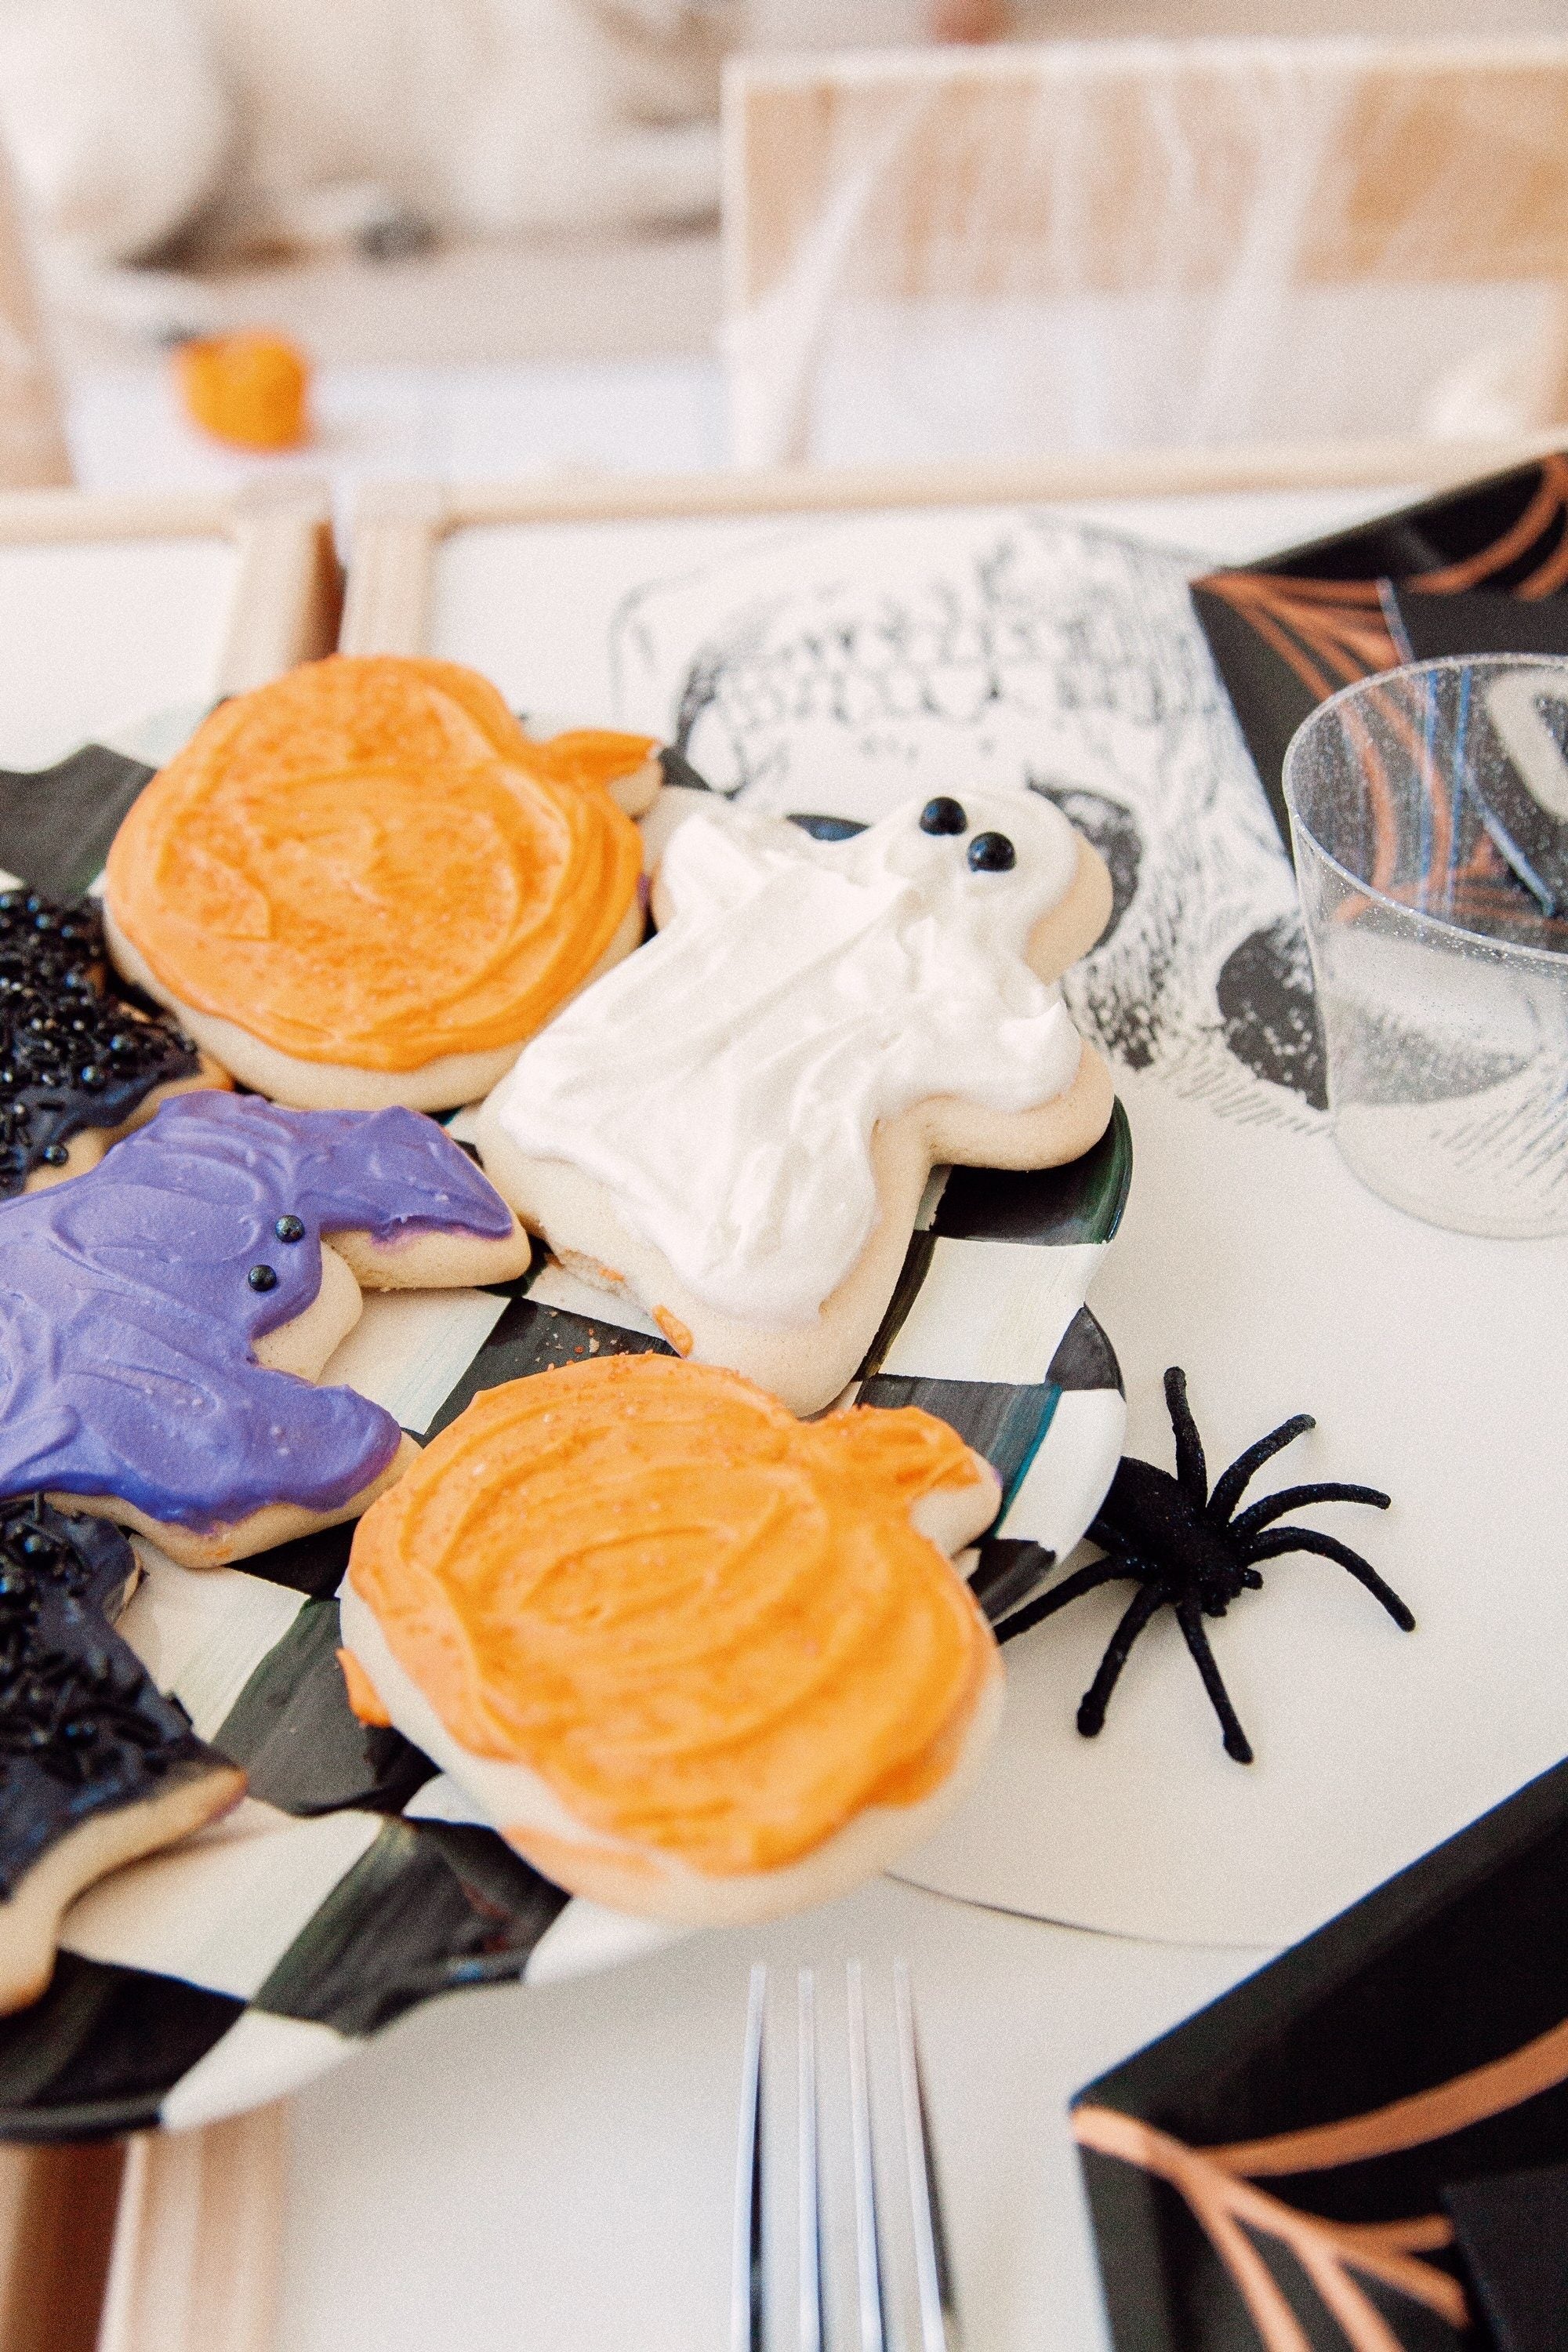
1283, 655, 1568, 1238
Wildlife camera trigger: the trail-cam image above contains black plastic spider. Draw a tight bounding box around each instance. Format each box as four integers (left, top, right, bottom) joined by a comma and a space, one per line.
996, 1367, 1414, 1763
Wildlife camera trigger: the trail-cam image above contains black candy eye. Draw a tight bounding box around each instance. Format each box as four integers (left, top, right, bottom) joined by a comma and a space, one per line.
920, 797, 967, 836
274, 1214, 305, 1243
968, 832, 1016, 873
248, 1265, 278, 1293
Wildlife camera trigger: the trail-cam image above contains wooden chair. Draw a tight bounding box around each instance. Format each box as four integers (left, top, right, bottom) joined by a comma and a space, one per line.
0, 136, 71, 489
723, 37, 1568, 465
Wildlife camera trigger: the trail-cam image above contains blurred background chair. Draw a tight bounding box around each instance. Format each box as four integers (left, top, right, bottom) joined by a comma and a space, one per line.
723, 37, 1568, 466
0, 138, 71, 489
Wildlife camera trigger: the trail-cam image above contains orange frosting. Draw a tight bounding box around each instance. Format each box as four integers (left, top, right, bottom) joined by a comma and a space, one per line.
347, 1356, 997, 1878
652, 1306, 693, 1355
177, 331, 310, 450
104, 657, 652, 1072
337, 1646, 391, 1727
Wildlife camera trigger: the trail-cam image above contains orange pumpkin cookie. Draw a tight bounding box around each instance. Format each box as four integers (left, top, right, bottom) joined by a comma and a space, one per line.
338, 1355, 1004, 1925
103, 656, 660, 1111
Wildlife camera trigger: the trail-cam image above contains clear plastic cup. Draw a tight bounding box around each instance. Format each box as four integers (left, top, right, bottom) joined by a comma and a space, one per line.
1283, 655, 1568, 1238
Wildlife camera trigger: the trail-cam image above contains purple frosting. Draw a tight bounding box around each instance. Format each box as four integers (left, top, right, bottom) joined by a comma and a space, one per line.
0, 1091, 514, 1530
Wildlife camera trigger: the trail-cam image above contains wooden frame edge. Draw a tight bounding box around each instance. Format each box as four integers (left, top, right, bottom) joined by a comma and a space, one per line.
338, 482, 450, 656
0, 489, 240, 544
0, 481, 341, 688
0, 2136, 123, 2352
725, 29, 1568, 100
96, 2104, 289, 2352
218, 485, 343, 693
341, 433, 1564, 653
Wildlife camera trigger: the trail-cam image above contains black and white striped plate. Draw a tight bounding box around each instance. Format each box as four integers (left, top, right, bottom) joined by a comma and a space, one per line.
0, 753, 1130, 2138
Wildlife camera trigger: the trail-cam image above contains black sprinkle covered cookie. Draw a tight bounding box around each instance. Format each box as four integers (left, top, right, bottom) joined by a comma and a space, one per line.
0, 888, 216, 1196
0, 1498, 244, 2014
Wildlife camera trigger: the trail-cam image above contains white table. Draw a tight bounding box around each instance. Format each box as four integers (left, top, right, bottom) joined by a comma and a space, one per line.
278, 1882, 1253, 2351
271, 474, 1445, 2351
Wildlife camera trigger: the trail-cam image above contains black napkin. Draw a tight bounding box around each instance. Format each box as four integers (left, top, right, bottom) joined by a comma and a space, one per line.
0, 746, 154, 899
1389, 586, 1568, 666
1445, 2162, 1568, 2352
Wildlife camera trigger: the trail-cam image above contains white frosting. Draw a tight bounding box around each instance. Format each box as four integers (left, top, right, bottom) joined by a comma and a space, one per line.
488, 789, 1087, 1325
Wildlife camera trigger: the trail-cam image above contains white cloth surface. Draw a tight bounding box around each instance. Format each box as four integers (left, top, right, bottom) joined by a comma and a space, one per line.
280, 1875, 1252, 2352
274, 479, 1416, 2349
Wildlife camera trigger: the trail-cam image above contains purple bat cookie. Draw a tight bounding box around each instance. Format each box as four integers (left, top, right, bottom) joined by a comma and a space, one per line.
0, 1091, 514, 1530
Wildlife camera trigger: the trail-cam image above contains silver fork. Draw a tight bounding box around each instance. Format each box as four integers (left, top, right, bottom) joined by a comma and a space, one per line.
731, 1960, 958, 2351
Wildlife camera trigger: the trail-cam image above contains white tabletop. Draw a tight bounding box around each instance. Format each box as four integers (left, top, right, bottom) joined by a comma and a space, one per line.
271, 477, 1418, 2350
278, 1881, 1252, 2351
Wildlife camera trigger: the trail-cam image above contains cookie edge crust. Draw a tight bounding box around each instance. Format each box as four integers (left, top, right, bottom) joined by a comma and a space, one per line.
19, 1058, 234, 1192
45, 1431, 422, 1571
100, 893, 644, 1111
337, 1449, 1004, 1926
474, 1043, 1114, 1416
0, 1755, 245, 2016
339, 1570, 1004, 1929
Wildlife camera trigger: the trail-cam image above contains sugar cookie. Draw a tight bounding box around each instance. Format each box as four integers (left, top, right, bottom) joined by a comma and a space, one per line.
477, 788, 1113, 1413
0, 1498, 245, 2015
339, 1355, 1003, 1926
0, 1091, 532, 1567
103, 656, 659, 1111
0, 885, 226, 1196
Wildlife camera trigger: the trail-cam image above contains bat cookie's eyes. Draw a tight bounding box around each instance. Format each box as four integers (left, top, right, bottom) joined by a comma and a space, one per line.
967, 831, 1016, 873
919, 797, 967, 836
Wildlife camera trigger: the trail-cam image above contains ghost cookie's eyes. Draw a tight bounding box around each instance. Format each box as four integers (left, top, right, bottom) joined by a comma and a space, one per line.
967, 831, 1017, 873
920, 797, 967, 836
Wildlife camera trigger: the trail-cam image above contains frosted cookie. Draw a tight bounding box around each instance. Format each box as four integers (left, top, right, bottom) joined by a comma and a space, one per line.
0, 886, 227, 1196
0, 1091, 532, 1568
477, 788, 1114, 1414
103, 656, 660, 1112
0, 1498, 244, 2015
339, 1354, 1003, 1926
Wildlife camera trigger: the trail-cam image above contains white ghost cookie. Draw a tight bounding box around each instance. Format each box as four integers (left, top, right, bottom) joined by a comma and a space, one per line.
476, 789, 1113, 1414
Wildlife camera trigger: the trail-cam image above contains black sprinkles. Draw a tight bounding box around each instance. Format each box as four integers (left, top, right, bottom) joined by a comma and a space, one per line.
0, 889, 199, 1195
0, 1500, 224, 1901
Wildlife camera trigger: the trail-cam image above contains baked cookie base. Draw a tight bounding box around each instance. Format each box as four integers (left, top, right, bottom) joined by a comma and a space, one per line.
475, 1044, 1114, 1417
51, 1436, 421, 1571
338, 1457, 1004, 1929
0, 1757, 245, 2016
101, 892, 644, 1113
20, 1056, 232, 1192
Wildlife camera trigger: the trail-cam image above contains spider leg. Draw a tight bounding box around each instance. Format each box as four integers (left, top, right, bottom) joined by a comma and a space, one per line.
994, 1557, 1136, 1646
1243, 1526, 1416, 1630
1076, 1582, 1166, 1738
1230, 1482, 1390, 1538
1163, 1367, 1209, 1505
1206, 1414, 1316, 1523
1174, 1595, 1254, 1763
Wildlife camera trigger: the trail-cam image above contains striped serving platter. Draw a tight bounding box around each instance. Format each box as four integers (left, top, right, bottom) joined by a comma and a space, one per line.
0, 746, 1130, 2140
